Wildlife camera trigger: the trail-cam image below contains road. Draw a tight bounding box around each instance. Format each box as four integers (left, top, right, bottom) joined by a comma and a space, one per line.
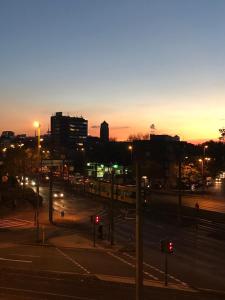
38, 183, 225, 292
0, 243, 223, 300
0, 182, 224, 299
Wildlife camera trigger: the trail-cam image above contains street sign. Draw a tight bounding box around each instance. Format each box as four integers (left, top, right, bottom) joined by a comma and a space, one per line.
42, 160, 63, 167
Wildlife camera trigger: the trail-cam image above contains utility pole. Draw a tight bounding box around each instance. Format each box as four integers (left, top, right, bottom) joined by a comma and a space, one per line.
110, 168, 115, 246
49, 167, 53, 223
136, 161, 143, 300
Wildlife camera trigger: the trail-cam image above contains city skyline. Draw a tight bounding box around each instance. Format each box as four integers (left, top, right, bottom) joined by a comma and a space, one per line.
1, 0, 225, 142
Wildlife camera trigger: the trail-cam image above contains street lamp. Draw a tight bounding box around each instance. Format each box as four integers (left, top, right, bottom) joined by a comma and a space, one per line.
198, 159, 204, 178
199, 156, 211, 187
128, 145, 133, 162
33, 121, 41, 155
33, 121, 41, 242
203, 145, 208, 157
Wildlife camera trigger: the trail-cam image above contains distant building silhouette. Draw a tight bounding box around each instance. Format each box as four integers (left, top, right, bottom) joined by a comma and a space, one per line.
150, 134, 180, 142
51, 112, 88, 150
100, 121, 109, 142
1, 131, 15, 139
0, 131, 15, 147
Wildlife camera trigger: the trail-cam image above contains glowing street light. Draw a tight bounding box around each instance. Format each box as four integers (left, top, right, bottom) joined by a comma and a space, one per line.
203, 145, 208, 157
198, 157, 211, 185
33, 121, 41, 153
33, 121, 40, 128
198, 159, 204, 181
128, 145, 133, 161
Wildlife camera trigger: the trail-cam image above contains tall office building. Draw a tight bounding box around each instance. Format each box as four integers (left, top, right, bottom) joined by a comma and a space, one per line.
100, 121, 109, 142
51, 112, 88, 150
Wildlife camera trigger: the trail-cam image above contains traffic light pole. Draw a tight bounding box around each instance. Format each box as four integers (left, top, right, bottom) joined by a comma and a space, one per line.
164, 252, 168, 286
136, 161, 143, 300
93, 220, 96, 247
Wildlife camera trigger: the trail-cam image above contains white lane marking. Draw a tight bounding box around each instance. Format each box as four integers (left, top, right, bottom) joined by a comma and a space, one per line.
0, 218, 33, 228
107, 252, 159, 280
9, 254, 40, 258
200, 288, 225, 295
123, 253, 188, 286
56, 248, 90, 274
0, 257, 32, 263
0, 286, 95, 300
10, 218, 33, 223
0, 224, 32, 229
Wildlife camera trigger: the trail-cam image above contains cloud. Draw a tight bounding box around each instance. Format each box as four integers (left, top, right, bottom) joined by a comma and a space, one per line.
91, 125, 130, 130
111, 126, 131, 130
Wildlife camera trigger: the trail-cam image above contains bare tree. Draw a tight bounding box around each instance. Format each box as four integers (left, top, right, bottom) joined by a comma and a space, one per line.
127, 133, 149, 141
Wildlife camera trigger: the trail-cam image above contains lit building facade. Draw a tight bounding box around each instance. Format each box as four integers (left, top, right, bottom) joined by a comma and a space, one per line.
51, 112, 88, 150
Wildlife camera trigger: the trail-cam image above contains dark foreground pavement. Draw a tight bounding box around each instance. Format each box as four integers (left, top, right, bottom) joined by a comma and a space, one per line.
0, 267, 224, 300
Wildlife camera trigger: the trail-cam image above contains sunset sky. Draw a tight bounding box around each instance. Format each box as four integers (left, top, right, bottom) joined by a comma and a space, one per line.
1, 0, 225, 142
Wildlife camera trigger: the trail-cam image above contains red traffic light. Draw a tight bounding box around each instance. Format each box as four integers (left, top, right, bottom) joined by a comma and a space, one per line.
95, 215, 100, 224
160, 239, 174, 254
168, 241, 174, 253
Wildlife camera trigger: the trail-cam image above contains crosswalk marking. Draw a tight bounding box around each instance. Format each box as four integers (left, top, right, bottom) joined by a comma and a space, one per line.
107, 251, 159, 280
123, 252, 188, 286
0, 218, 33, 229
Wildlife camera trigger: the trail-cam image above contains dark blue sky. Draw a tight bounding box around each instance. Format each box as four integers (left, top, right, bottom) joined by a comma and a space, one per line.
1, 0, 225, 141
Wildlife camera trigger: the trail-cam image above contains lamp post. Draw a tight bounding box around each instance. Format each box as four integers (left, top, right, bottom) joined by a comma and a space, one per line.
202, 145, 208, 187
33, 121, 41, 242
203, 145, 208, 157
199, 156, 211, 185
198, 159, 204, 178
128, 145, 133, 162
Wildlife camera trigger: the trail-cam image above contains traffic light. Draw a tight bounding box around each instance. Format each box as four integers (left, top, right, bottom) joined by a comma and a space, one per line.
95, 215, 100, 224
167, 241, 174, 254
160, 239, 174, 254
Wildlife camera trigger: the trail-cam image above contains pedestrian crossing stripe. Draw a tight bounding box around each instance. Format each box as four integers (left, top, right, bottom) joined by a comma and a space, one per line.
0, 218, 33, 229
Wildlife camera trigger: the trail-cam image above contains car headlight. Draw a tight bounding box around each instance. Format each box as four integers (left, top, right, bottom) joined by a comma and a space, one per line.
54, 193, 58, 197
60, 193, 64, 197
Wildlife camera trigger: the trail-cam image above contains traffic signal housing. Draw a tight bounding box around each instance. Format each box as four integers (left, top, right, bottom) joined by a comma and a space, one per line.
167, 241, 174, 254
90, 215, 100, 224
95, 215, 100, 224
160, 239, 174, 254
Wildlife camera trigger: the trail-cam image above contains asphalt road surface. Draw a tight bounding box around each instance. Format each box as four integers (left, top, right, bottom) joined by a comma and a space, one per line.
0, 182, 224, 299
37, 183, 225, 292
